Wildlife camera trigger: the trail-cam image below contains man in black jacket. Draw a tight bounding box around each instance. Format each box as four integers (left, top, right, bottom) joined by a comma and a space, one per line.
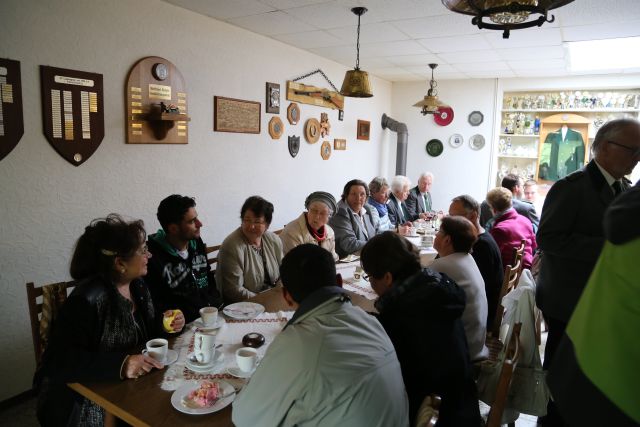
146, 195, 221, 322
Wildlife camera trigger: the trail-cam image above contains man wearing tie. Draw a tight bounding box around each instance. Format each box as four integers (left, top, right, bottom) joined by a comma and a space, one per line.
406, 172, 434, 220
536, 118, 640, 426
387, 175, 413, 231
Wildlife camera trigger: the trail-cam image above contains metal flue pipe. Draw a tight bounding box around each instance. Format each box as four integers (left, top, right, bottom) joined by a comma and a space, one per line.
381, 113, 409, 175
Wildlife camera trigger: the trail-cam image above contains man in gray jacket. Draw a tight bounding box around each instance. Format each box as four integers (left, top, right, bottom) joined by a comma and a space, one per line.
233, 244, 409, 427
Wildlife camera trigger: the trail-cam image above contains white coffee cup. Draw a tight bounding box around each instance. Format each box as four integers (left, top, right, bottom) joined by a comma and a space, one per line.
200, 306, 218, 327
194, 331, 217, 363
235, 347, 258, 373
145, 338, 168, 362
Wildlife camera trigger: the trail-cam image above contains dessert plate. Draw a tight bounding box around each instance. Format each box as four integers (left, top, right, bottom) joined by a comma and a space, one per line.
223, 302, 265, 320
171, 380, 235, 415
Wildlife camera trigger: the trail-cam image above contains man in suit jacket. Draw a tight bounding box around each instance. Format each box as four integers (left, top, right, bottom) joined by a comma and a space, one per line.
406, 172, 434, 220
387, 175, 413, 229
536, 118, 639, 426
480, 174, 539, 232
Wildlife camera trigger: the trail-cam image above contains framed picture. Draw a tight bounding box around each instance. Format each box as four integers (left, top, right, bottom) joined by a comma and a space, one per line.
357, 120, 370, 141
214, 96, 260, 134
265, 82, 280, 114
334, 138, 346, 150
338, 110, 344, 121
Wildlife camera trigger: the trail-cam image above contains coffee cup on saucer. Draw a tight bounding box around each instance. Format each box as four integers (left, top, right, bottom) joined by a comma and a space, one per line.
235, 347, 258, 373
144, 338, 168, 362
199, 306, 218, 327
194, 331, 216, 364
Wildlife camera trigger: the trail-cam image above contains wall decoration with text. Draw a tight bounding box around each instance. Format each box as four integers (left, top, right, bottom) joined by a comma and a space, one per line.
40, 65, 104, 166
214, 96, 260, 134
126, 56, 190, 144
0, 58, 24, 162
266, 82, 280, 114
357, 120, 370, 141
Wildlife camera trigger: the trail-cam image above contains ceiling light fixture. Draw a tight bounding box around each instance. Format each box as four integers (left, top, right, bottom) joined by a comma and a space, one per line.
413, 64, 449, 116
340, 7, 373, 98
441, 0, 574, 39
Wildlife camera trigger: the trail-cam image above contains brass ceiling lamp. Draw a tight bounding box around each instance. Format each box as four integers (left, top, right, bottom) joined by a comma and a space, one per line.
413, 64, 448, 116
441, 0, 574, 38
340, 7, 373, 98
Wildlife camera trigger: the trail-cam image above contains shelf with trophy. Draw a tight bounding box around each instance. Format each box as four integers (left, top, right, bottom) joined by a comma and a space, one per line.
495, 89, 640, 186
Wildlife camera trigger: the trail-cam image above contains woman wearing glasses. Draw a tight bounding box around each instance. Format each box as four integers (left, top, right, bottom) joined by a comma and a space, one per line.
217, 196, 284, 302
35, 214, 184, 427
279, 191, 339, 261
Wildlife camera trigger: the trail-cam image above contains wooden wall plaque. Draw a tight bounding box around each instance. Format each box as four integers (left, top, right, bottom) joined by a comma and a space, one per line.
0, 58, 24, 161
126, 56, 190, 144
40, 65, 104, 166
214, 96, 260, 134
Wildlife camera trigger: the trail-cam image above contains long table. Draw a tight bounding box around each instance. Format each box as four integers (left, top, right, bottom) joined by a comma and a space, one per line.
68, 281, 375, 426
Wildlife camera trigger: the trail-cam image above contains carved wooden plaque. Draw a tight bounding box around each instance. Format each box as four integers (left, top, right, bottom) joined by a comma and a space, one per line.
0, 58, 24, 161
40, 65, 104, 166
214, 96, 261, 134
126, 56, 189, 144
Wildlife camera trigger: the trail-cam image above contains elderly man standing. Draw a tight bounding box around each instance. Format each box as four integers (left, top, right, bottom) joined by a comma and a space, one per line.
233, 244, 409, 427
537, 118, 639, 427
480, 174, 539, 232
387, 175, 413, 230
449, 194, 504, 329
406, 172, 434, 220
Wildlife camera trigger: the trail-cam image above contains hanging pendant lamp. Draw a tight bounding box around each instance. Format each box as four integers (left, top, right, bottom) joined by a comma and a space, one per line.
340, 7, 373, 98
413, 64, 449, 116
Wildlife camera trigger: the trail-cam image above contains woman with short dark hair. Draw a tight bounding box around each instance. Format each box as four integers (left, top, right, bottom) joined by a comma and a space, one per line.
35, 214, 184, 427
217, 196, 284, 302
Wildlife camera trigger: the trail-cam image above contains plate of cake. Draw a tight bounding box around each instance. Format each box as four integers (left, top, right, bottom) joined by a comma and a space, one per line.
171, 380, 235, 414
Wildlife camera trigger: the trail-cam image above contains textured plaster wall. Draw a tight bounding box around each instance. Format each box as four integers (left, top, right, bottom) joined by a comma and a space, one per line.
0, 0, 392, 400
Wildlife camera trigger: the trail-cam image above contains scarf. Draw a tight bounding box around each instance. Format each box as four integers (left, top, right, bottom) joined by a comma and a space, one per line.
368, 197, 388, 218
305, 215, 327, 242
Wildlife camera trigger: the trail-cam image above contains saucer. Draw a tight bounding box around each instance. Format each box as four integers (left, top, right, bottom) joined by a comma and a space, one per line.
194, 317, 225, 331
226, 366, 256, 379
186, 351, 224, 372
142, 349, 179, 366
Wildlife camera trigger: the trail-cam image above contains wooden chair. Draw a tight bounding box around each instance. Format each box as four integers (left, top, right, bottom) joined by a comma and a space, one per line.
205, 244, 221, 268
489, 239, 526, 338
414, 394, 441, 427
485, 323, 522, 427
26, 281, 75, 366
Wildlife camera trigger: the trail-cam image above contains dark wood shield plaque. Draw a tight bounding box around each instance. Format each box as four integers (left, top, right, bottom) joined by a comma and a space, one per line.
40, 65, 104, 166
288, 135, 300, 158
0, 58, 24, 162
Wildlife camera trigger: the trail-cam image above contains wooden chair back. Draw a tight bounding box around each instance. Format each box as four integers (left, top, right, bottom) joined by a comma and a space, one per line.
205, 244, 221, 268
485, 322, 522, 427
414, 394, 441, 427
26, 281, 75, 366
512, 239, 526, 277
490, 239, 526, 337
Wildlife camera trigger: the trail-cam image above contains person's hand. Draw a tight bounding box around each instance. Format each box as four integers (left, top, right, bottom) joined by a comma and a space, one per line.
164, 309, 185, 333
398, 224, 411, 236
123, 354, 163, 379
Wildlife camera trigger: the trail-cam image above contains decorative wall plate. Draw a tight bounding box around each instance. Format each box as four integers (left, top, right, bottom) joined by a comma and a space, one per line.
449, 133, 463, 148
469, 134, 485, 150
321, 140, 331, 160
268, 116, 283, 139
304, 118, 320, 143
287, 102, 300, 125
468, 111, 484, 126
434, 107, 454, 126
288, 135, 300, 157
426, 139, 444, 157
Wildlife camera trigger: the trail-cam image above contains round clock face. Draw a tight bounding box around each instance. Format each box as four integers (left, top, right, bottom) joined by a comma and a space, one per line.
152, 63, 168, 81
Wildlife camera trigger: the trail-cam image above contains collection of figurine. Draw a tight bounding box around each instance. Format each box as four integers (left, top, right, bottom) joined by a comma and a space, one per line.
504, 91, 639, 111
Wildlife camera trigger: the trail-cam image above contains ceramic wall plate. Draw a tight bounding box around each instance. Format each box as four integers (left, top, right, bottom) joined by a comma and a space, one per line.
469, 134, 485, 150
468, 111, 484, 126
434, 107, 454, 126
304, 118, 320, 144
449, 133, 463, 148
268, 117, 283, 140
426, 139, 444, 157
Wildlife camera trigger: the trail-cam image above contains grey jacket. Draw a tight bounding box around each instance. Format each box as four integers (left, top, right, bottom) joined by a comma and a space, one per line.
406, 186, 431, 219
329, 200, 378, 258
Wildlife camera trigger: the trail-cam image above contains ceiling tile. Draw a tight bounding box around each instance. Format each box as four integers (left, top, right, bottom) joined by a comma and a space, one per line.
437, 50, 502, 64
284, 2, 375, 29
556, 0, 640, 27
515, 68, 570, 77
562, 20, 640, 42
508, 58, 567, 71
417, 34, 493, 53
334, 0, 450, 21
360, 40, 429, 57
465, 70, 516, 78
386, 54, 441, 66
273, 30, 345, 49
228, 11, 318, 35
165, 0, 275, 20
390, 13, 482, 39
496, 45, 565, 61
327, 22, 410, 44
434, 72, 469, 80
404, 64, 458, 75
484, 28, 563, 49
259, 0, 329, 10
454, 61, 511, 72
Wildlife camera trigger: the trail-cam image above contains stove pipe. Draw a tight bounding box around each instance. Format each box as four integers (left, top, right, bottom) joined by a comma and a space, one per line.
381, 113, 409, 176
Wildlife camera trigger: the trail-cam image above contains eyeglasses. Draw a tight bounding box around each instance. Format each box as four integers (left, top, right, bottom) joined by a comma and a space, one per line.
308, 208, 331, 219
242, 218, 267, 226
608, 140, 640, 157
362, 273, 369, 282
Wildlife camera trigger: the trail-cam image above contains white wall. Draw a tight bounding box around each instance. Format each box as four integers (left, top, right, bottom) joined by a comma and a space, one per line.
389, 79, 499, 209
0, 0, 392, 400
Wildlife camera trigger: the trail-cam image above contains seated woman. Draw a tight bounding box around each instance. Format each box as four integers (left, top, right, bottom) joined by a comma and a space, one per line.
486, 187, 537, 270
35, 214, 185, 427
429, 216, 489, 361
329, 179, 378, 259
217, 196, 283, 302
279, 191, 338, 261
360, 232, 481, 426
368, 177, 392, 232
